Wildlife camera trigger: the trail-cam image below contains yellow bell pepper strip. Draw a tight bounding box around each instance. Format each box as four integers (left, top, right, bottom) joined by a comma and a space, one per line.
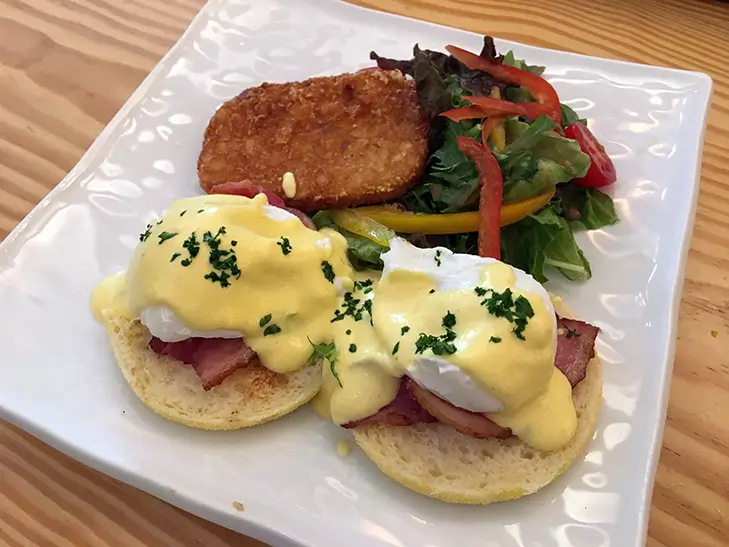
482, 115, 506, 150
353, 190, 554, 235
329, 209, 395, 247
487, 88, 507, 150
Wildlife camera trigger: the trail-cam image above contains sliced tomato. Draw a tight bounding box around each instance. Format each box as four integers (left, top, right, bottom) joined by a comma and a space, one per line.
446, 45, 562, 125
564, 122, 617, 188
455, 136, 503, 260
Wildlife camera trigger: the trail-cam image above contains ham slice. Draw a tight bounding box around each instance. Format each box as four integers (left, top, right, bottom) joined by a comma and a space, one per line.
350, 317, 599, 439
341, 379, 436, 429
555, 317, 599, 387
149, 336, 256, 391
406, 378, 511, 438
209, 181, 316, 229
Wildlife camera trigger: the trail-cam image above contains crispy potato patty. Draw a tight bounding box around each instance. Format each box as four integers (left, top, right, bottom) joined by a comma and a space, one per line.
198, 70, 429, 211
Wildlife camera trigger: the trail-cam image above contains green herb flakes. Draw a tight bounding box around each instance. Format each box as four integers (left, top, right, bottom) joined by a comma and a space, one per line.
309, 342, 341, 387
259, 314, 272, 327
392, 342, 400, 355
263, 324, 281, 336
349, 344, 357, 353
158, 231, 178, 244
139, 224, 153, 242
321, 261, 335, 283
277, 236, 292, 255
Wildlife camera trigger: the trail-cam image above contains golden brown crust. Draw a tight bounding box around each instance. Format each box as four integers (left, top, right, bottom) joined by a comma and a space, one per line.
197, 70, 429, 211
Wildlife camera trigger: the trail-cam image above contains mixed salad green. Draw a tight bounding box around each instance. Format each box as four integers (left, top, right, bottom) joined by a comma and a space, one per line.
314, 36, 618, 283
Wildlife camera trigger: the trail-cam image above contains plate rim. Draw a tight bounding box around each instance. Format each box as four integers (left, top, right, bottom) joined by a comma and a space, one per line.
0, 0, 714, 545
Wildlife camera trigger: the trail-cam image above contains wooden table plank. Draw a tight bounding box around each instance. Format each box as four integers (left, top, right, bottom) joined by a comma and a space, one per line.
1, 0, 728, 545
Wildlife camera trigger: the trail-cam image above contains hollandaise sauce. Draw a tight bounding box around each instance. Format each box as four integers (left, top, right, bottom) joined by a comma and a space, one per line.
314, 243, 578, 452
91, 193, 355, 374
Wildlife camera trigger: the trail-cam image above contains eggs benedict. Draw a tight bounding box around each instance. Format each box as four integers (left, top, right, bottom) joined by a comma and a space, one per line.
312, 238, 602, 504
91, 191, 354, 430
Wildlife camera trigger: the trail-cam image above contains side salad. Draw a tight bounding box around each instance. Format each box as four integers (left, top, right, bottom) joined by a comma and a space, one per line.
313, 36, 618, 283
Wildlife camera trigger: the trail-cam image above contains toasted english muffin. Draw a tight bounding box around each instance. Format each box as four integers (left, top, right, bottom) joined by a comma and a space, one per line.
101, 310, 321, 430
351, 298, 602, 504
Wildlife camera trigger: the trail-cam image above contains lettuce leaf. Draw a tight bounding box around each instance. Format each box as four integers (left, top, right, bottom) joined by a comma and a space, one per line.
311, 211, 387, 269
403, 120, 482, 214
501, 50, 545, 76
557, 185, 620, 231
501, 203, 592, 282
497, 116, 590, 202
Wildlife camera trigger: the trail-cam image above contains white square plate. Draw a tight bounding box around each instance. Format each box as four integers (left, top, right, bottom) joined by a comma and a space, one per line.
0, 1, 712, 546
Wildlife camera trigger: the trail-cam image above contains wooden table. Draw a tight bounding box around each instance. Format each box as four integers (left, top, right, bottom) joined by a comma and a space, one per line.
1, 0, 727, 545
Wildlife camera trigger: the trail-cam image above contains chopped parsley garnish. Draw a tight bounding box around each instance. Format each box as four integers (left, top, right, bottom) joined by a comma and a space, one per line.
202, 226, 241, 287
170, 252, 181, 262
197, 209, 204, 213
180, 210, 187, 217
231, 240, 237, 247
477, 288, 535, 340
277, 236, 292, 255
139, 223, 153, 242
259, 314, 272, 327
157, 231, 178, 244
392, 342, 400, 355
429, 289, 435, 294
263, 324, 281, 336
321, 261, 335, 283
565, 327, 581, 339
434, 249, 442, 267
354, 279, 373, 290
331, 289, 374, 324
156, 220, 163, 225
474, 287, 488, 297
349, 344, 357, 353
180, 232, 200, 267
401, 326, 410, 335
489, 336, 502, 344
415, 331, 457, 356
346, 329, 351, 335
309, 341, 341, 387
415, 312, 458, 356
442, 311, 456, 329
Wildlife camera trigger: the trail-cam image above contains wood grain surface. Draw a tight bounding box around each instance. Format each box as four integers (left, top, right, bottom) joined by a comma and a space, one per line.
0, 0, 727, 545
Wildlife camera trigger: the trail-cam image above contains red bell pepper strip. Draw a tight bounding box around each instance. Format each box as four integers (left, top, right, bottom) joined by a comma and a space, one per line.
455, 136, 503, 260
564, 122, 617, 187
441, 97, 549, 123
463, 96, 550, 121
441, 106, 488, 122
446, 45, 562, 125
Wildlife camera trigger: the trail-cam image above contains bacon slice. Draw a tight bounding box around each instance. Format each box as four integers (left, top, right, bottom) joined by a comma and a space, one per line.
406, 378, 511, 438
341, 379, 435, 429
149, 336, 256, 391
555, 317, 600, 387
209, 180, 316, 229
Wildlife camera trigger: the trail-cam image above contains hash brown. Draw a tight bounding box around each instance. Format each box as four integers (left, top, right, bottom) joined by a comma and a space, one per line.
198, 70, 429, 211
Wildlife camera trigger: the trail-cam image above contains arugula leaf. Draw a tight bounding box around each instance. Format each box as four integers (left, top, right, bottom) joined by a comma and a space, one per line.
560, 104, 587, 127
311, 211, 387, 269
501, 203, 592, 282
309, 341, 341, 387
496, 116, 590, 202
558, 185, 620, 231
